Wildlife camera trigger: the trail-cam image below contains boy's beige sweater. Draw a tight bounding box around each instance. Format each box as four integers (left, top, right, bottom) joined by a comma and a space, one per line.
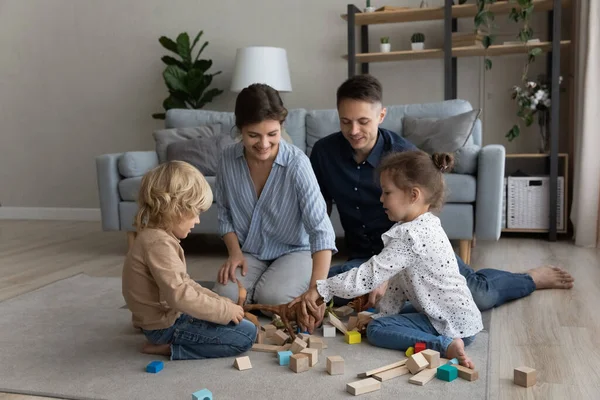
122, 228, 235, 330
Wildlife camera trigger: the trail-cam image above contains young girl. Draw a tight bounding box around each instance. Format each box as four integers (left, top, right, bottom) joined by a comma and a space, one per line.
304, 150, 483, 368
122, 160, 257, 360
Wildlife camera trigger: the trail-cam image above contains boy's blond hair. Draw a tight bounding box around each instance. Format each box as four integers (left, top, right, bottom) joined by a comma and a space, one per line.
134, 161, 213, 231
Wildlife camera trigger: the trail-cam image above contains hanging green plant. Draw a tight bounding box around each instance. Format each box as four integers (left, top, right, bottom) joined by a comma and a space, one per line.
474, 0, 496, 70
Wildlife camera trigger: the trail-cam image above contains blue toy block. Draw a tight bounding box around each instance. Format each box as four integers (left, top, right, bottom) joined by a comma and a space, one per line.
192, 389, 213, 400
145, 360, 164, 373
366, 308, 377, 313
277, 350, 294, 366
448, 358, 459, 365
296, 326, 309, 334
437, 364, 458, 382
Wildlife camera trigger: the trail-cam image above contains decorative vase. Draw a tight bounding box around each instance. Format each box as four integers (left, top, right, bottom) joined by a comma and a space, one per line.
380, 43, 391, 52
364, 6, 376, 12
411, 42, 424, 50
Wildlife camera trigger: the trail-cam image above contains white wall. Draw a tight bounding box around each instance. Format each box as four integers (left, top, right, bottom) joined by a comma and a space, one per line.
0, 0, 566, 209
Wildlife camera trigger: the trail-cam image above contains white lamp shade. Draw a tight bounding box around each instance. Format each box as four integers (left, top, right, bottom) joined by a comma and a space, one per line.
230, 46, 292, 92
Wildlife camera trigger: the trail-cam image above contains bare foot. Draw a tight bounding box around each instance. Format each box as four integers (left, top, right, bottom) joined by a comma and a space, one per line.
446, 338, 474, 369
141, 341, 171, 356
527, 265, 575, 290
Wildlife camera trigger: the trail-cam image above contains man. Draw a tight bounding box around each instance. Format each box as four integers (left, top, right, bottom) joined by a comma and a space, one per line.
310, 74, 574, 310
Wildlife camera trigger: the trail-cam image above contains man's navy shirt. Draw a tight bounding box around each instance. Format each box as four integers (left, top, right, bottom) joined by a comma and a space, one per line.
310, 128, 418, 260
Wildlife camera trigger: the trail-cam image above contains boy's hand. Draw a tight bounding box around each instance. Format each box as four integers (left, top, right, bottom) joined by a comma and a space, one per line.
230, 304, 245, 324
218, 252, 248, 284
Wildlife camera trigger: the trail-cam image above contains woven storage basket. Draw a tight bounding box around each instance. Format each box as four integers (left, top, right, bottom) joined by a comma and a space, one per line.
506, 176, 564, 230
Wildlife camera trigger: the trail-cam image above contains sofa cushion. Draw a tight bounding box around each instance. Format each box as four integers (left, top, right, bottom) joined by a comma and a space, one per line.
118, 151, 159, 178
153, 124, 222, 164
445, 173, 476, 203
453, 144, 480, 175
118, 176, 217, 202
166, 134, 236, 176
402, 109, 481, 154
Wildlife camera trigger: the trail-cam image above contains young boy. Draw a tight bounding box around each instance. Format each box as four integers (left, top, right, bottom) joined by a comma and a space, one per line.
122, 160, 256, 360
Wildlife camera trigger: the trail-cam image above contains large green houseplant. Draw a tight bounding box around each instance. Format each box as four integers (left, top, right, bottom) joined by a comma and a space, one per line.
152, 30, 223, 119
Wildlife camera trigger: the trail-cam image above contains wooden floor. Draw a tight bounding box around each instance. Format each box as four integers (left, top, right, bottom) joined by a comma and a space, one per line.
1, 220, 599, 399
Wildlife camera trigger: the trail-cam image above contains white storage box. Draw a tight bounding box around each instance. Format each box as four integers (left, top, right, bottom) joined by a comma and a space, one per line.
507, 176, 564, 230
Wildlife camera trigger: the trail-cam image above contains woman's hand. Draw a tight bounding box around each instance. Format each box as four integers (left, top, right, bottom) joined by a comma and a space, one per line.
218, 252, 248, 284
289, 288, 324, 333
366, 280, 389, 309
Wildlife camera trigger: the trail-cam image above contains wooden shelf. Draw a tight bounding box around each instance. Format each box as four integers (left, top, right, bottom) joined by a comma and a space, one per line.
344, 40, 570, 63
341, 0, 570, 25
506, 153, 568, 158
502, 228, 568, 233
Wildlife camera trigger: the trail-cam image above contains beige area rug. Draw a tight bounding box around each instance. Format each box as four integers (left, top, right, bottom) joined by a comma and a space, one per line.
0, 274, 491, 400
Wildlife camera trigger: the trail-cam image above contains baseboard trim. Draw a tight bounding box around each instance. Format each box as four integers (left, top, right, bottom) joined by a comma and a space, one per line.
0, 207, 101, 221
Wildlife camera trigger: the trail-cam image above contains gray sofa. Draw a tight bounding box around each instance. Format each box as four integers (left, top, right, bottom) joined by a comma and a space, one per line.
96, 99, 505, 262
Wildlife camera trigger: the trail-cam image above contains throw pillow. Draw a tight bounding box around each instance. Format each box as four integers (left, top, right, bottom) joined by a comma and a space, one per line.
153, 124, 222, 164
402, 109, 481, 154
166, 134, 235, 176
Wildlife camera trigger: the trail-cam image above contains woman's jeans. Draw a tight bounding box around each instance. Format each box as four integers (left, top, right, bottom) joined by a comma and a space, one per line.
143, 314, 257, 361
328, 253, 536, 311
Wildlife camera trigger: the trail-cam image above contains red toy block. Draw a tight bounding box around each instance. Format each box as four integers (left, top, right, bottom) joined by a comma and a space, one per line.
415, 342, 426, 353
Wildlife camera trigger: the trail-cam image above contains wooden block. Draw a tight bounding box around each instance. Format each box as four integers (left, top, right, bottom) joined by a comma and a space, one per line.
262, 324, 276, 338
347, 316, 358, 331
252, 343, 281, 353
437, 364, 458, 382
406, 353, 429, 374
357, 358, 407, 378
308, 336, 325, 354
327, 312, 348, 334
323, 324, 336, 337
271, 329, 290, 346
297, 332, 311, 341
289, 353, 309, 373
420, 349, 440, 369
345, 330, 361, 344
256, 330, 265, 344
372, 365, 409, 382
327, 355, 344, 375
514, 366, 536, 387
455, 364, 479, 381
300, 347, 319, 367
414, 342, 426, 353
233, 356, 252, 371
409, 367, 437, 385
346, 378, 381, 396
333, 305, 354, 317
280, 343, 292, 351
289, 338, 308, 354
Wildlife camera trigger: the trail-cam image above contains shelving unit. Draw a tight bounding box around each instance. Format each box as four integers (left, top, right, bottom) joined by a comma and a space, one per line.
342, 0, 569, 240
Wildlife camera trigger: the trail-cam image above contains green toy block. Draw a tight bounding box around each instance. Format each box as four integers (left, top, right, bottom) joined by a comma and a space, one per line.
437, 364, 458, 382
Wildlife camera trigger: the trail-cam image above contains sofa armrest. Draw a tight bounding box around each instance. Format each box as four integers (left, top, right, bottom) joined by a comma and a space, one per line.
475, 144, 506, 240
96, 153, 124, 231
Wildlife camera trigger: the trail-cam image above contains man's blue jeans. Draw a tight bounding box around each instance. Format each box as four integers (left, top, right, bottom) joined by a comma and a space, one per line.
143, 314, 257, 360
366, 312, 475, 356
328, 253, 536, 311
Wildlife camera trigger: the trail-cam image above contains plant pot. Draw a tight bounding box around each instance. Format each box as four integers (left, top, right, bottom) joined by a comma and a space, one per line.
364, 6, 376, 13
380, 43, 391, 53
411, 42, 424, 50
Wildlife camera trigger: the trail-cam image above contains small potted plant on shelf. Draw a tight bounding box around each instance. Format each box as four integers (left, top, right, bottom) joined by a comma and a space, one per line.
380, 37, 391, 53
364, 0, 375, 13
411, 32, 425, 50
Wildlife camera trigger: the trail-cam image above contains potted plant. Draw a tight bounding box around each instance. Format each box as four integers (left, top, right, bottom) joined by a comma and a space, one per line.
380, 37, 391, 53
411, 33, 425, 50
364, 0, 375, 13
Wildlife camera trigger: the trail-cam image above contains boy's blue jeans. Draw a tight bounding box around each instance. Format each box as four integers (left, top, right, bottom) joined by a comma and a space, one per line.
142, 314, 257, 360
366, 313, 475, 356
328, 253, 536, 311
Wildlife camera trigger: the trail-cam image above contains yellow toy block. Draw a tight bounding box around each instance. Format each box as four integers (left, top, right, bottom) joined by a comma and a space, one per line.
405, 346, 414, 357
345, 330, 361, 344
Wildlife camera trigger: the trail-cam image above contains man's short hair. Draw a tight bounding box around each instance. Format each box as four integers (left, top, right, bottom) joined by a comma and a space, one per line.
336, 74, 383, 107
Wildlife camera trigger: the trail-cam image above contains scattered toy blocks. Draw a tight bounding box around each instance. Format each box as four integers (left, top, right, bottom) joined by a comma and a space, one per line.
289, 337, 308, 354
406, 353, 429, 374
277, 350, 294, 366
409, 367, 438, 386
420, 349, 440, 369
256, 330, 265, 344
233, 356, 252, 371
323, 324, 336, 337
192, 388, 212, 400
405, 346, 414, 357
345, 330, 362, 344
514, 366, 536, 387
347, 316, 358, 331
437, 364, 458, 382
145, 360, 163, 373
308, 336, 325, 354
290, 353, 310, 373
414, 342, 426, 353
262, 324, 277, 338
334, 305, 354, 317
455, 364, 479, 381
346, 378, 381, 396
300, 347, 319, 367
272, 329, 290, 346
327, 355, 345, 375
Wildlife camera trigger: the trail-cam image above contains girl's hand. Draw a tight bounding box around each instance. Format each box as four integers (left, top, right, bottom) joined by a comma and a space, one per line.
218, 252, 248, 284
230, 304, 245, 324
366, 280, 389, 308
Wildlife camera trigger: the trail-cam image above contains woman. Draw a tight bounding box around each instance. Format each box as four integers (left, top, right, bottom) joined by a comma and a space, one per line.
212, 83, 336, 322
